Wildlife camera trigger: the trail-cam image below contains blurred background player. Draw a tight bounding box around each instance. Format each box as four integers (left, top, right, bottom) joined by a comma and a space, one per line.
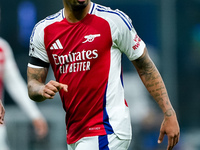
0, 37, 48, 150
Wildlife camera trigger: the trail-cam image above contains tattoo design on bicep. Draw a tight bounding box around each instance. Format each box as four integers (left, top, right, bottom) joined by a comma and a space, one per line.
134, 53, 158, 81
27, 68, 48, 83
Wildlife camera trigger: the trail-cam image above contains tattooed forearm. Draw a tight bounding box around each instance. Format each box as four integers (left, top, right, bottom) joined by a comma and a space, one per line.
132, 48, 174, 114
27, 67, 48, 102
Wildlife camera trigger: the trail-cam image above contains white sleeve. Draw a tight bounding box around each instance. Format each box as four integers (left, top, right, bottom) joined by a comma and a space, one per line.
29, 20, 49, 63
111, 10, 146, 61
2, 38, 44, 120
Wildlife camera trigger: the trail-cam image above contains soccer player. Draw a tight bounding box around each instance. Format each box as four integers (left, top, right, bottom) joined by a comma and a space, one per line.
0, 100, 5, 124
27, 0, 180, 150
0, 37, 48, 150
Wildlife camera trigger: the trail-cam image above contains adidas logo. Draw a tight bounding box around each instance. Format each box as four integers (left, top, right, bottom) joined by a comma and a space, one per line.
50, 39, 63, 50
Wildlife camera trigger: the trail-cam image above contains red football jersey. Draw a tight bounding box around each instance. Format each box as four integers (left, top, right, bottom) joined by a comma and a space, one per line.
29, 2, 145, 144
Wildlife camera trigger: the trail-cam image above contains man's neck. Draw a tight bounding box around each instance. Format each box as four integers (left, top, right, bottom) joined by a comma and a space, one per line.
64, 2, 91, 23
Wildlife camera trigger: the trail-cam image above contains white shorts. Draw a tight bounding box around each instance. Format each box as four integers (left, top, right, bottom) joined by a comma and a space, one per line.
67, 134, 131, 150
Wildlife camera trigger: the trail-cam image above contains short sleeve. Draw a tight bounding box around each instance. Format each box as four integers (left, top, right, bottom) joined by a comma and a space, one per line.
29, 20, 50, 63
113, 10, 146, 61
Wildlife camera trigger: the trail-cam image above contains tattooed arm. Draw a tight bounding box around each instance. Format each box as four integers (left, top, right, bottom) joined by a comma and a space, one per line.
27, 67, 68, 102
0, 100, 5, 124
132, 48, 180, 150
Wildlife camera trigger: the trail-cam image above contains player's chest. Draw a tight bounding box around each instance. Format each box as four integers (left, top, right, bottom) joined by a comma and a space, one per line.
44, 15, 112, 55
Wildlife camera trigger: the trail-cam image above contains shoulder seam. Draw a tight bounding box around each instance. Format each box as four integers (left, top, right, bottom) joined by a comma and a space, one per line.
94, 5, 133, 31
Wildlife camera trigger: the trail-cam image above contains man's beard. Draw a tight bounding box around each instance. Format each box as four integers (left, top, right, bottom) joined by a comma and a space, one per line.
71, 3, 87, 11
